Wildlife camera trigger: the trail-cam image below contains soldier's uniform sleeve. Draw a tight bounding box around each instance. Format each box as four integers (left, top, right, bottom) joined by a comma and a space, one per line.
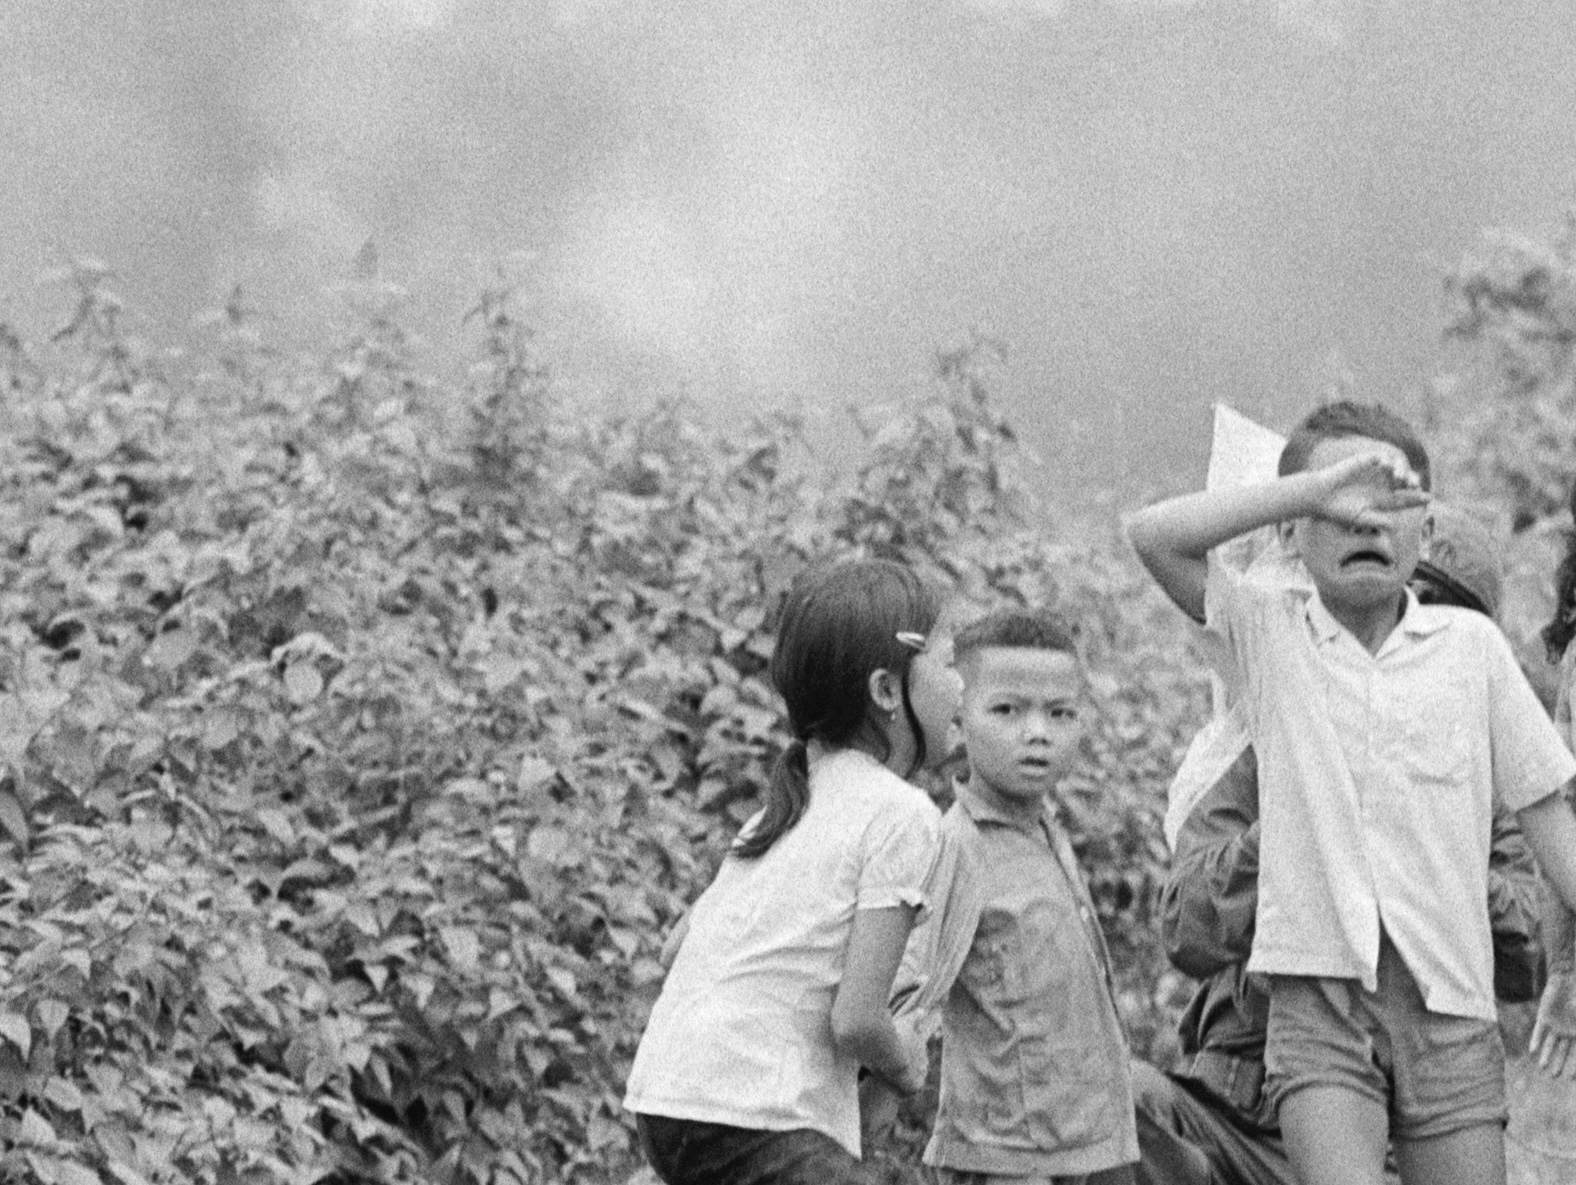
1160, 745, 1261, 981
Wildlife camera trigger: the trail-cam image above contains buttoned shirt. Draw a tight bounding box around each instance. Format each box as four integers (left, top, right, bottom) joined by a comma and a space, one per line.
1208, 566, 1576, 1020
925, 781, 1138, 1177
1158, 740, 1545, 1130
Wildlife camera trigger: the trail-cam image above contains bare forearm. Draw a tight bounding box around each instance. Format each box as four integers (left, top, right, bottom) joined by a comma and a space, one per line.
1519, 784, 1576, 914
832, 1014, 919, 1093
833, 905, 923, 1093
1123, 473, 1329, 619
1546, 889, 1576, 976
1127, 474, 1328, 560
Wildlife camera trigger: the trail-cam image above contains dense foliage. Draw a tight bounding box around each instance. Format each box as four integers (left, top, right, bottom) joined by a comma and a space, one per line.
1435, 213, 1576, 698
0, 266, 1207, 1184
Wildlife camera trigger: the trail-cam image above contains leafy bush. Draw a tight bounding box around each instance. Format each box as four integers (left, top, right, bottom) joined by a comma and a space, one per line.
0, 264, 1206, 1184
1435, 213, 1576, 701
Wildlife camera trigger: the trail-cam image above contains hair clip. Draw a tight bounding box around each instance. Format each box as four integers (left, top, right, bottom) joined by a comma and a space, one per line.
894, 631, 927, 652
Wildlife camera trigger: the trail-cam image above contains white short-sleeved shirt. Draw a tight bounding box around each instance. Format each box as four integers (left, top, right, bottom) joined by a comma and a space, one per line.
622, 748, 940, 1155
1208, 565, 1576, 1020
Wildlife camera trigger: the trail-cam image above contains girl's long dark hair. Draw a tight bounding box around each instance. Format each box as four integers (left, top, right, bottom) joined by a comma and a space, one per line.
1544, 481, 1576, 664
732, 559, 940, 860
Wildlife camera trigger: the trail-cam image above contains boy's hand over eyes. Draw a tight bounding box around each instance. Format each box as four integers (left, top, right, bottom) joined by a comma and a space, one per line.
1314, 450, 1430, 529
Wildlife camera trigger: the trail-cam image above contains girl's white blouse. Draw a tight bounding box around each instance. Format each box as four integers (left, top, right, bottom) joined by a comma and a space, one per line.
622, 748, 939, 1156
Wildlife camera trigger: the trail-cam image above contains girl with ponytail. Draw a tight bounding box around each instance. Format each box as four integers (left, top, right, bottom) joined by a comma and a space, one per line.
624, 558, 963, 1184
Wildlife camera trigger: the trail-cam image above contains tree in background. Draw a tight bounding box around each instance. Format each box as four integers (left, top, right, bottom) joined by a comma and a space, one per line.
1432, 212, 1576, 702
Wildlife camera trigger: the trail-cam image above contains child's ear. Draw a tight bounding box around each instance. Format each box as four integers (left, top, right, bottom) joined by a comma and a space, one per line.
867, 668, 902, 719
1420, 510, 1436, 556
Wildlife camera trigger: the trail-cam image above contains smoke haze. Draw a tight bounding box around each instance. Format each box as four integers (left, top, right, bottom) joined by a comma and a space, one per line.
4, 0, 1576, 504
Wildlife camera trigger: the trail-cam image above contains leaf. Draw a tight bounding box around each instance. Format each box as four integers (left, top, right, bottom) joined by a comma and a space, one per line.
104, 1164, 154, 1185
517, 756, 555, 793
142, 628, 197, 671
0, 1011, 31, 1059
35, 999, 69, 1041
441, 927, 480, 972
43, 1076, 85, 1112
54, 1161, 105, 1185
585, 1111, 627, 1152
0, 687, 67, 769
405, 973, 436, 1010
480, 654, 528, 693
544, 967, 576, 999
0, 790, 28, 845
526, 824, 577, 869
18, 1107, 56, 1145
283, 662, 323, 705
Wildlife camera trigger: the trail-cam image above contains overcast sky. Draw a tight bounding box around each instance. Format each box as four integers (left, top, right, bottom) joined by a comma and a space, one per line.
3, 0, 1575, 505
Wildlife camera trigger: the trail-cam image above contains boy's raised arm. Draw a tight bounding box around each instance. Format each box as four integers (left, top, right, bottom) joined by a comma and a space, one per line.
1122, 451, 1425, 621
1122, 473, 1330, 621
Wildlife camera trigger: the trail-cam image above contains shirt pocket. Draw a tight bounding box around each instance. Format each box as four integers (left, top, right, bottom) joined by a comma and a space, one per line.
958, 907, 1062, 1007
1399, 695, 1470, 784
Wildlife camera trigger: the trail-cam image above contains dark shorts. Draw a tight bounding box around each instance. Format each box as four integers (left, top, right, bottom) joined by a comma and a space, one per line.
635, 1112, 877, 1185
1263, 934, 1507, 1142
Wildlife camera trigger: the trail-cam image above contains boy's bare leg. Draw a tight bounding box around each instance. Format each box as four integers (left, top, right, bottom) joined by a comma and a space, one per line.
1279, 1086, 1388, 1185
1394, 1123, 1505, 1185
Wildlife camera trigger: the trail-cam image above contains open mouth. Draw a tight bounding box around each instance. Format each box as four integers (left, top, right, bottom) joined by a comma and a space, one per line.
1340, 548, 1393, 570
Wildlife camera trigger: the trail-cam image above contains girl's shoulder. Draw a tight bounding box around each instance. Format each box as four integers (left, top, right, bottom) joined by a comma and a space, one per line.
813, 748, 930, 798
810, 750, 940, 833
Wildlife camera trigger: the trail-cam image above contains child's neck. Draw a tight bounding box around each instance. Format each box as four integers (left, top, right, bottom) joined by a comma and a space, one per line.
1321, 589, 1407, 655
970, 776, 1052, 829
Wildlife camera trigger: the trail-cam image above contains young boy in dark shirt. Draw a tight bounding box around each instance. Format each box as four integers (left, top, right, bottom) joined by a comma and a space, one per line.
925, 610, 1137, 1185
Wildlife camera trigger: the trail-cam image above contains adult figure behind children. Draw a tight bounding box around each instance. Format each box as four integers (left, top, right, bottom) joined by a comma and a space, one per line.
1130, 502, 1546, 1185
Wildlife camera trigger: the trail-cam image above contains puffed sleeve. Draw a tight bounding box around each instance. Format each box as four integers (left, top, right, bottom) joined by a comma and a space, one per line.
856, 797, 940, 923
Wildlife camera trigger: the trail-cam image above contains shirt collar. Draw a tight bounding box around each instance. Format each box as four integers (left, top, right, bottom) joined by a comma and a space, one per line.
953, 777, 1051, 834
1304, 585, 1450, 647
1397, 587, 1452, 638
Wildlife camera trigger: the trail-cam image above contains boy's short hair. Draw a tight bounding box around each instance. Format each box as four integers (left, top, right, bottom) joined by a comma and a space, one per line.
1277, 400, 1432, 492
954, 608, 1079, 667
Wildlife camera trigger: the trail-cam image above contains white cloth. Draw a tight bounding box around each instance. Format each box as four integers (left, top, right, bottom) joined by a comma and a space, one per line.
1165, 544, 1307, 851
1163, 405, 1291, 849
1208, 565, 1576, 1021
1163, 704, 1252, 852
622, 748, 940, 1155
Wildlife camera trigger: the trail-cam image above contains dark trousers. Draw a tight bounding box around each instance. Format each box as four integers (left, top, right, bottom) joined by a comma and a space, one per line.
1131, 1060, 1405, 1185
635, 1112, 877, 1185
1131, 1060, 1297, 1185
